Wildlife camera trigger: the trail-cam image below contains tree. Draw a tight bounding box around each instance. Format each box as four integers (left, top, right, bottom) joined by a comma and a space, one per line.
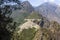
0, 0, 4, 4
0, 5, 14, 40
0, 5, 21, 40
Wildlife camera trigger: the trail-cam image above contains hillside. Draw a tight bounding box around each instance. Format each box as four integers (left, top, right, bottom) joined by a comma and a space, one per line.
35, 2, 60, 23
21, 1, 34, 13
10, 1, 34, 26
1, 1, 60, 40
26, 12, 42, 19
11, 19, 41, 40
11, 18, 60, 40
11, 2, 60, 40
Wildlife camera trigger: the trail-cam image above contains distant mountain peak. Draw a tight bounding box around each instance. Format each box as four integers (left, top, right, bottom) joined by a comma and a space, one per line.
40, 2, 57, 7
22, 1, 30, 3
21, 1, 34, 12
35, 2, 60, 23
21, 1, 32, 6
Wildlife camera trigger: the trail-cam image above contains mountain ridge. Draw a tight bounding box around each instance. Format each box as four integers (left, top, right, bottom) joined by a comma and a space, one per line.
35, 2, 60, 23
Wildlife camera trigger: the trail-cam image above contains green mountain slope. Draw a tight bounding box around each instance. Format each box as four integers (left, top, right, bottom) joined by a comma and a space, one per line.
26, 12, 42, 19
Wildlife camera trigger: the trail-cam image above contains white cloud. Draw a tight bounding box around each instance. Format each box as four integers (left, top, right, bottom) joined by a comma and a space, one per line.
44, 0, 48, 2
49, 0, 55, 2
40, 0, 55, 2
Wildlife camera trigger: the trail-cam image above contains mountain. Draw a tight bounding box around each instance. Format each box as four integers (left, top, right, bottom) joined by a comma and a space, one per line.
0, 0, 34, 12
26, 11, 42, 19
0, 0, 21, 9
10, 1, 34, 24
21, 1, 34, 13
35, 2, 60, 23
0, 0, 20, 4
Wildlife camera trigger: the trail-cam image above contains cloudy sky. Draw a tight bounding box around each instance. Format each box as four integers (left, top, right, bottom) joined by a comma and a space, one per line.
22, 0, 60, 7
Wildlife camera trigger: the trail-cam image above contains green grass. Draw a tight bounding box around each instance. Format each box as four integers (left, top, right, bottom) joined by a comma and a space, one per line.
26, 12, 41, 19
11, 27, 37, 40
19, 28, 36, 40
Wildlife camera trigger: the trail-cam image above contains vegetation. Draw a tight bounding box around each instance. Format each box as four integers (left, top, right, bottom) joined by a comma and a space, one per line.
1, 0, 60, 40
40, 28, 53, 40
0, 5, 14, 40
12, 27, 37, 40
26, 12, 42, 19
0, 0, 22, 40
39, 21, 60, 40
11, 10, 30, 26
33, 21, 60, 40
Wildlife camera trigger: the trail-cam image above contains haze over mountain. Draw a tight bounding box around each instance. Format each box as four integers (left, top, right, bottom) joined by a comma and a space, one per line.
35, 2, 60, 23
1, 0, 60, 24
9, 1, 60, 24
